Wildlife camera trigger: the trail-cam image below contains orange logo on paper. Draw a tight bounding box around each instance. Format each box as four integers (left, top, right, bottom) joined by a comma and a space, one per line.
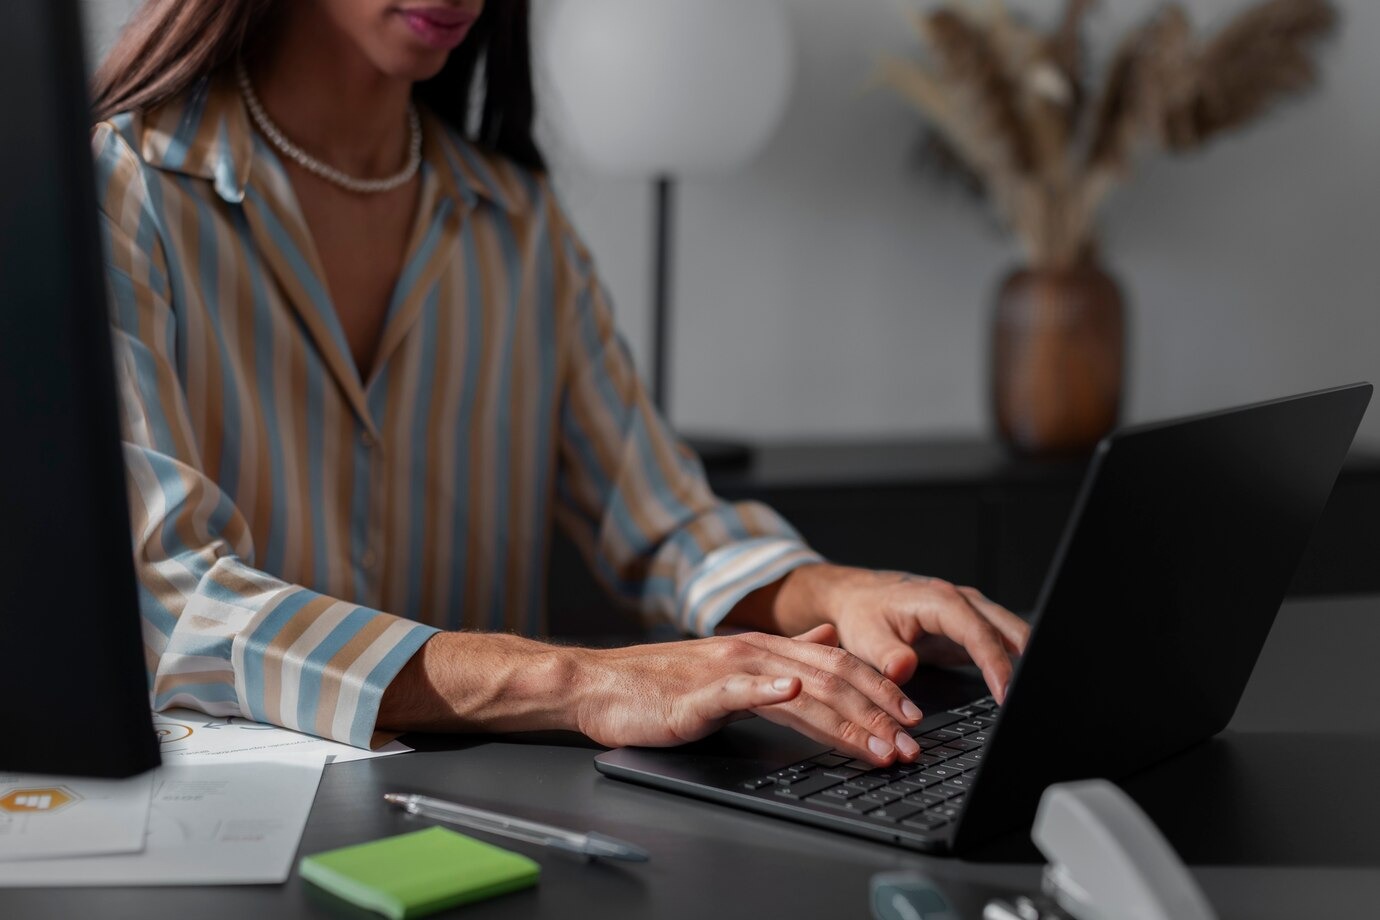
0, 787, 79, 814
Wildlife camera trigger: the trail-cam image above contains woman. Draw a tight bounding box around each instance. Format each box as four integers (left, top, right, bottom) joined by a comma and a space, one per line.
92, 0, 1028, 761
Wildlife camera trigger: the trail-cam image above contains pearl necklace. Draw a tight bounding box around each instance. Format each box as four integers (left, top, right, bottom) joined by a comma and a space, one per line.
236, 61, 422, 195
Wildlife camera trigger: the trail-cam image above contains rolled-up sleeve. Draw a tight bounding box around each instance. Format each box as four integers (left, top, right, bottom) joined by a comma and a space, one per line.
548, 192, 823, 636
95, 123, 437, 748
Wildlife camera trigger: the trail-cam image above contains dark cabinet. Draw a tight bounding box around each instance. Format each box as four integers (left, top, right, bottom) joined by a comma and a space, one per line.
547, 440, 1380, 637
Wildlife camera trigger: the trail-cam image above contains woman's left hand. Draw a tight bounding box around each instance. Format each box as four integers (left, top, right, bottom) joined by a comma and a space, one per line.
733, 564, 1031, 704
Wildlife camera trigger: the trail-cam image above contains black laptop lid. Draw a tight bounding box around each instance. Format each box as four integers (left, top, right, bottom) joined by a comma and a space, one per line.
952, 384, 1372, 853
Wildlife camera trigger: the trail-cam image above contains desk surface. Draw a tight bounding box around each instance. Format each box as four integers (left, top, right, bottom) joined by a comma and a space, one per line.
7, 595, 1380, 920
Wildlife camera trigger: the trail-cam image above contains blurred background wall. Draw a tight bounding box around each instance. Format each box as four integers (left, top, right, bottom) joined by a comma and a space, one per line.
83, 0, 1380, 445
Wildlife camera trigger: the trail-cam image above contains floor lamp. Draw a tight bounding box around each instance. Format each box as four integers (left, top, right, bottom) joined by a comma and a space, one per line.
543, 0, 795, 468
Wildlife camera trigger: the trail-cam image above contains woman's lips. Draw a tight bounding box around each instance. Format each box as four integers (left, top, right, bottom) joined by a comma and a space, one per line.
398, 7, 477, 50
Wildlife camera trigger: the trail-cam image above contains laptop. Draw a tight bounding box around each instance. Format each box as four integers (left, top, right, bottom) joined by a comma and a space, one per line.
594, 385, 1372, 854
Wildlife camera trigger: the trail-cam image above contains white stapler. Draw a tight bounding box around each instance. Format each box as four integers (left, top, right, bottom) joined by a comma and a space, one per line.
983, 779, 1218, 920
873, 780, 1218, 920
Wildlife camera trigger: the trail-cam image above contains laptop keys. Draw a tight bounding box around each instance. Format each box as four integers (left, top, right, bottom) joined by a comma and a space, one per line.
939, 775, 974, 794
925, 745, 964, 760
810, 753, 850, 768
770, 773, 843, 799
893, 775, 941, 791
924, 784, 963, 801
918, 764, 964, 782
773, 772, 818, 786
857, 789, 904, 807
767, 768, 810, 783
923, 728, 968, 744
749, 708, 994, 827
817, 784, 868, 802
820, 765, 864, 780
864, 767, 911, 782
904, 791, 949, 808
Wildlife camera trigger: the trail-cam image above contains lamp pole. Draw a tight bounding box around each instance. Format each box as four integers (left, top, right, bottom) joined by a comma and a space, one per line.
647, 175, 751, 469
651, 175, 674, 414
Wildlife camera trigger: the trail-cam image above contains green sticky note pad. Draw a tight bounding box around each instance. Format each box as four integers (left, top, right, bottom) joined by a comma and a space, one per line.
299, 827, 540, 919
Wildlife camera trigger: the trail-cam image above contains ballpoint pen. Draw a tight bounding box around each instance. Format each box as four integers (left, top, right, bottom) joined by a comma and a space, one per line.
384, 793, 651, 862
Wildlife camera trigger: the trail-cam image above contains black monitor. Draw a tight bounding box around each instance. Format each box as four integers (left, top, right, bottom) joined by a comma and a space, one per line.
0, 0, 160, 777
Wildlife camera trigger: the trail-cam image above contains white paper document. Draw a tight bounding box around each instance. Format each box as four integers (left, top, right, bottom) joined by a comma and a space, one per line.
0, 759, 325, 886
153, 708, 411, 764
0, 772, 155, 862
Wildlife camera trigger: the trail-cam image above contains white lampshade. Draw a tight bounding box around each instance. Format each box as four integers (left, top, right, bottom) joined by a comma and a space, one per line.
542, 0, 796, 176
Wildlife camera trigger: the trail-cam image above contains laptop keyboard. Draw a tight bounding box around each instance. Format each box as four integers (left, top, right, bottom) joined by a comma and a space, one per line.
739, 696, 998, 836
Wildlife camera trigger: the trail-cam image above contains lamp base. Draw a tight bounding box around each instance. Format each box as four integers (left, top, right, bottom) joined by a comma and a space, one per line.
685, 435, 753, 471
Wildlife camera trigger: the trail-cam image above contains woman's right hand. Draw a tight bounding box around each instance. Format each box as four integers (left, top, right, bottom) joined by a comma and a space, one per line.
570, 624, 925, 767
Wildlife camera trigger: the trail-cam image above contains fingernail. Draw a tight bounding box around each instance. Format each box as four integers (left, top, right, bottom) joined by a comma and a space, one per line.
772, 677, 794, 692
895, 731, 920, 758
867, 735, 893, 759
988, 673, 1007, 705
901, 699, 923, 722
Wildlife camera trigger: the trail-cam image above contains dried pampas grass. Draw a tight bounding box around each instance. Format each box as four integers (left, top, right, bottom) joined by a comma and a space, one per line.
1173, 0, 1337, 146
876, 0, 1338, 270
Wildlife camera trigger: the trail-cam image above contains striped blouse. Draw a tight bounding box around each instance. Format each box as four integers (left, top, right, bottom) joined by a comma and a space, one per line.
94, 73, 821, 748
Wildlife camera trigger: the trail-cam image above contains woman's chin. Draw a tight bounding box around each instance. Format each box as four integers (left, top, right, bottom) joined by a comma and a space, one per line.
373, 16, 469, 81
369, 46, 452, 84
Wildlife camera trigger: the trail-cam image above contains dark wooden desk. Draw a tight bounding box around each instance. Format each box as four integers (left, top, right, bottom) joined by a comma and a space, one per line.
7, 595, 1380, 919
549, 439, 1380, 637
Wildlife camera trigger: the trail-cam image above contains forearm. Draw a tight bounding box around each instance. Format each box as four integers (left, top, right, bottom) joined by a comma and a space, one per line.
720, 562, 842, 636
376, 631, 585, 735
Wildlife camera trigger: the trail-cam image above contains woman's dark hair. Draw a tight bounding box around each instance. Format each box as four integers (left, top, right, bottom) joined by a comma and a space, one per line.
91, 0, 545, 171
415, 2, 542, 170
